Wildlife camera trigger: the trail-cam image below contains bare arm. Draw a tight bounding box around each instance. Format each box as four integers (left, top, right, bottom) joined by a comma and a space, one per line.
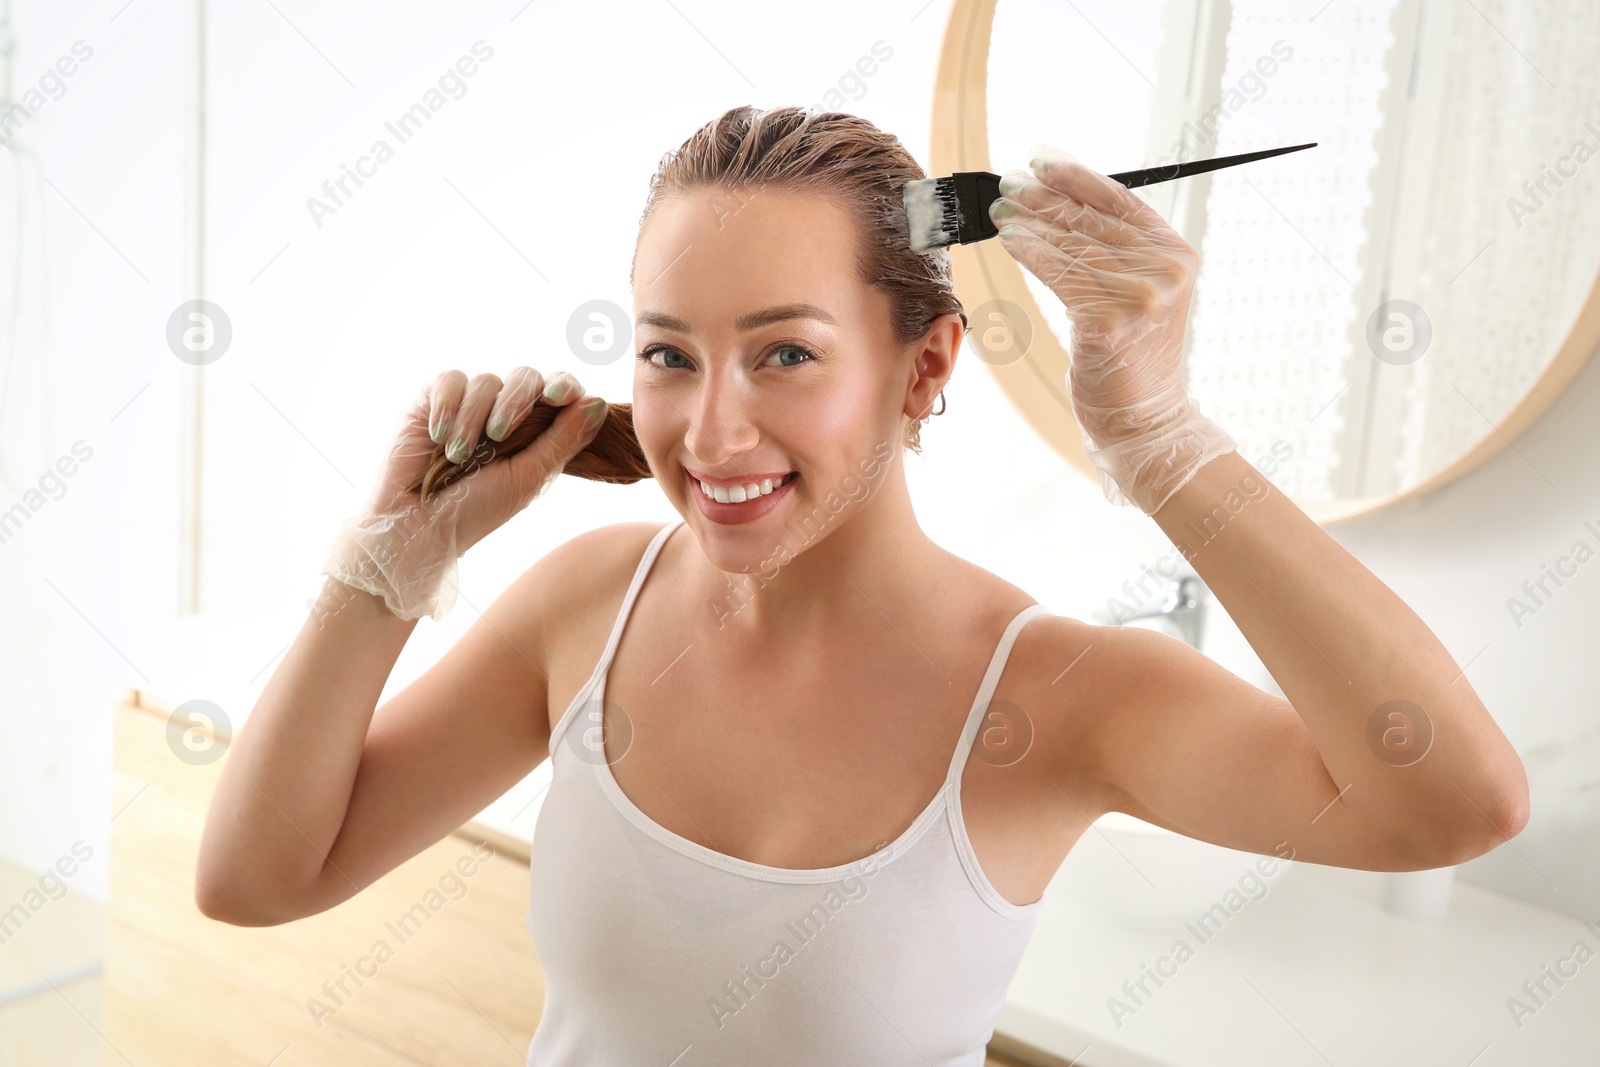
1068, 452, 1529, 872
194, 521, 645, 926
986, 148, 1527, 868
195, 366, 607, 925
194, 576, 421, 925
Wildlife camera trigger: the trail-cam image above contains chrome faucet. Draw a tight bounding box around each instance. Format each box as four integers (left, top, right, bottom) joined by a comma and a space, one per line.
1092, 574, 1210, 651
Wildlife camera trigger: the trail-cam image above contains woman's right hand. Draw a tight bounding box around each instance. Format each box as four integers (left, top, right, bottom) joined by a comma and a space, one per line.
323, 366, 608, 621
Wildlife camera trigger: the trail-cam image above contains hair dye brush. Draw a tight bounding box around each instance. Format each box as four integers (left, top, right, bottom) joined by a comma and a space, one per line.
904, 142, 1316, 253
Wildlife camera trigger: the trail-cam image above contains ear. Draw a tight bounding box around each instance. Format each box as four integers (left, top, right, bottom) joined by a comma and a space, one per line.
903, 312, 964, 420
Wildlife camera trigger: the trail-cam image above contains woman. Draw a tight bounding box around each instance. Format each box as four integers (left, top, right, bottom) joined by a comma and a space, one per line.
195, 106, 1529, 1064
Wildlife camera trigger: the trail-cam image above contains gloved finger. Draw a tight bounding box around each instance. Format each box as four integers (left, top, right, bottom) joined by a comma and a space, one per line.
1004, 209, 1195, 310
1028, 143, 1172, 232
540, 369, 586, 406
991, 200, 1139, 286
499, 393, 606, 505
997, 215, 1149, 297
993, 170, 1144, 249
999, 225, 1176, 343
485, 365, 545, 442
393, 381, 434, 442
429, 369, 468, 445
445, 372, 506, 465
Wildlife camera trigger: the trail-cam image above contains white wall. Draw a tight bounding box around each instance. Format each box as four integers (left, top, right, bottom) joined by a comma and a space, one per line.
0, 0, 185, 905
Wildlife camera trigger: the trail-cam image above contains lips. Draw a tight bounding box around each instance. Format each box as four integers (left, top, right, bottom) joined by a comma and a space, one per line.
687, 467, 799, 526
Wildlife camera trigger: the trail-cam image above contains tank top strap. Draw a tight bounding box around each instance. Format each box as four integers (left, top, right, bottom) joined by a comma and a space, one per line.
550, 521, 681, 749
595, 520, 682, 675
944, 602, 1054, 784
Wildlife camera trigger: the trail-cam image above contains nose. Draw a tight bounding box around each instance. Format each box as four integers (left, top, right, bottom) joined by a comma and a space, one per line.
684, 366, 760, 464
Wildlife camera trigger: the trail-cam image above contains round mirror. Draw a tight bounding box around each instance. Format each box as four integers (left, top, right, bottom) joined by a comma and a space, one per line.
933, 0, 1600, 523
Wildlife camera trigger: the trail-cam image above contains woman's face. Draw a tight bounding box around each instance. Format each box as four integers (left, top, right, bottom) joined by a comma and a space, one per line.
630, 186, 919, 569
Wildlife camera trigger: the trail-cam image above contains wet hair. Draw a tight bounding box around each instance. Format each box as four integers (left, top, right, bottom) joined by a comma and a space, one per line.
406, 104, 966, 503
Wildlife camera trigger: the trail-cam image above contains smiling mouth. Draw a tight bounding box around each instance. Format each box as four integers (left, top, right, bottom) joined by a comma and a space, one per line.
690, 470, 798, 504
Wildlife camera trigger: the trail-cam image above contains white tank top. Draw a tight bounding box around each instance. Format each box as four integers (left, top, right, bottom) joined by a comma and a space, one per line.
523, 520, 1051, 1065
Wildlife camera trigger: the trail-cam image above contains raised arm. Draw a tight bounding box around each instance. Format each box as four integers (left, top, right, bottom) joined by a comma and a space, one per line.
1057, 460, 1527, 871
195, 366, 608, 924
194, 577, 421, 925
991, 144, 1527, 868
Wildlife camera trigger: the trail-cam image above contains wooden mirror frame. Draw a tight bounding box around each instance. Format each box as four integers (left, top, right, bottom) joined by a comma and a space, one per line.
931, 0, 1600, 525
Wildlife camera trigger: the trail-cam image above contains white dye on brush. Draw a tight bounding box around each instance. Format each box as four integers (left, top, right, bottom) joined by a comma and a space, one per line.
902, 177, 950, 254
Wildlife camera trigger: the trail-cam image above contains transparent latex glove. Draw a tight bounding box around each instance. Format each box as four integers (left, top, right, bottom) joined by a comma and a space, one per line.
321, 367, 607, 622
988, 143, 1237, 515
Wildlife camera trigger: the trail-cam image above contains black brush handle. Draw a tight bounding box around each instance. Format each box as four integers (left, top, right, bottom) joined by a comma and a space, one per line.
1105, 142, 1317, 189
939, 142, 1314, 249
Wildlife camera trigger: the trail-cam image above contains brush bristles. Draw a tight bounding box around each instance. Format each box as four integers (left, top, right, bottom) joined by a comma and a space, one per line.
904, 176, 959, 253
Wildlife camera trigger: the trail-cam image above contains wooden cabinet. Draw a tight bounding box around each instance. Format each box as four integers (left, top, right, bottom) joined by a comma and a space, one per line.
107, 692, 542, 1066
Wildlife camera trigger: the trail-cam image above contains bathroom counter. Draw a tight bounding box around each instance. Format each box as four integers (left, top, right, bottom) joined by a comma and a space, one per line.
996, 860, 1599, 1067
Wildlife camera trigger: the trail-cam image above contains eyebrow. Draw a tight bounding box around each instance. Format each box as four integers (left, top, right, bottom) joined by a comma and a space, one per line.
636, 303, 838, 334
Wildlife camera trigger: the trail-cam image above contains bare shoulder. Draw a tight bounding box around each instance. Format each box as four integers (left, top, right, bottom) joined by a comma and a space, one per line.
505, 520, 669, 649
1005, 610, 1106, 746
503, 520, 674, 731
948, 557, 1128, 809
938, 553, 1098, 673
1005, 605, 1246, 819
522, 517, 665, 598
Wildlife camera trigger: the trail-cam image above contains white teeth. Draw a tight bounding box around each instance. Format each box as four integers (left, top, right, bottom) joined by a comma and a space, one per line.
696, 472, 793, 504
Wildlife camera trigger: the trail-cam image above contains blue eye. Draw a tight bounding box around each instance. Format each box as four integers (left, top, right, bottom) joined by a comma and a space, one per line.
636, 344, 691, 369
765, 344, 818, 368
635, 343, 819, 369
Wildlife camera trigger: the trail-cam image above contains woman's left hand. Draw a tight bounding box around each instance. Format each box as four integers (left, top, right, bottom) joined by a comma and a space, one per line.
988, 143, 1237, 514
